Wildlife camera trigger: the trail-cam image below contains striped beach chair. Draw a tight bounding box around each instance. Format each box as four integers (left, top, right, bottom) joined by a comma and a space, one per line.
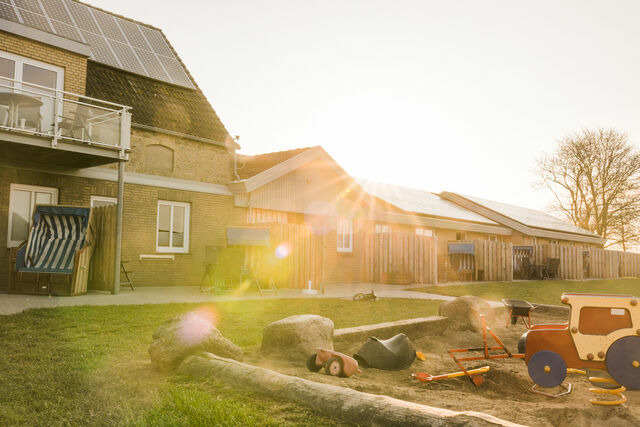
9, 205, 94, 295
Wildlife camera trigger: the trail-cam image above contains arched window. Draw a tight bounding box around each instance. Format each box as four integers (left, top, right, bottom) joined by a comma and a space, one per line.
146, 145, 174, 172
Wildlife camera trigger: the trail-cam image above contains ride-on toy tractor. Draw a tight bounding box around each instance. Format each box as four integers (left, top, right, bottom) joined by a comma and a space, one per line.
520, 293, 640, 390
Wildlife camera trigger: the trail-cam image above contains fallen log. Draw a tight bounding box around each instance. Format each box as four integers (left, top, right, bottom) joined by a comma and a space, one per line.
178, 352, 524, 426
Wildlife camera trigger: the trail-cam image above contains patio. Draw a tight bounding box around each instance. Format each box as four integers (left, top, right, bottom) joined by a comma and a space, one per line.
0, 282, 455, 315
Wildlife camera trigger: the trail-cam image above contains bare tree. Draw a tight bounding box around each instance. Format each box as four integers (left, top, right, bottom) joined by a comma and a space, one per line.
536, 128, 640, 249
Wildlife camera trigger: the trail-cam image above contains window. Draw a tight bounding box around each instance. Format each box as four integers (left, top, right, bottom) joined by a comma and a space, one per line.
156, 201, 190, 253
337, 218, 353, 253
7, 184, 58, 247
0, 51, 64, 131
90, 196, 117, 207
488, 235, 498, 242
550, 240, 558, 245
579, 307, 632, 335
416, 228, 433, 237
375, 224, 389, 234
456, 231, 467, 240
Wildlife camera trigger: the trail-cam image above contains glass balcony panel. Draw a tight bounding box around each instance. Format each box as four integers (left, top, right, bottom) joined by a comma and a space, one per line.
0, 75, 129, 152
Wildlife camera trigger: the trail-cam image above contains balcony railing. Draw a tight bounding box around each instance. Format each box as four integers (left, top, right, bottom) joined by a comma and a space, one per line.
0, 76, 131, 159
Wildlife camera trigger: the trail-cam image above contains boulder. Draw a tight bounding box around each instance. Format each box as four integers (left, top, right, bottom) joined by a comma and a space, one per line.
261, 314, 334, 359
149, 311, 243, 372
438, 296, 495, 331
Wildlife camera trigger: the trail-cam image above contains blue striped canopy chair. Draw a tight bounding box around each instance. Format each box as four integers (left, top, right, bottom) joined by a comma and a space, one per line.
9, 205, 94, 296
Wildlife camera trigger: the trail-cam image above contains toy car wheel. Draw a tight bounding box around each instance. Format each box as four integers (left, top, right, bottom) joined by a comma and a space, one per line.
528, 350, 567, 388
306, 354, 322, 372
324, 356, 344, 377
606, 336, 640, 390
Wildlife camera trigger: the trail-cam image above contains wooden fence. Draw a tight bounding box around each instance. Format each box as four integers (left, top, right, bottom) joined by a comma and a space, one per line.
88, 205, 116, 292
243, 223, 324, 290
474, 240, 513, 282
361, 232, 437, 284
529, 244, 584, 280
518, 244, 640, 280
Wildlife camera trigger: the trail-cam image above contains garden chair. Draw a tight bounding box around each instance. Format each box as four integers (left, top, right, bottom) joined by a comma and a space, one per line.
520, 256, 532, 280
546, 258, 560, 279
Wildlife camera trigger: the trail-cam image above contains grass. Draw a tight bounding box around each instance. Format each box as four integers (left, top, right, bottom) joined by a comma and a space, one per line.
0, 298, 440, 426
412, 278, 640, 305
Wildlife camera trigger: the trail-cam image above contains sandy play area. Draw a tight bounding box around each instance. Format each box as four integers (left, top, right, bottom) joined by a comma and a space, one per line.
247, 310, 640, 426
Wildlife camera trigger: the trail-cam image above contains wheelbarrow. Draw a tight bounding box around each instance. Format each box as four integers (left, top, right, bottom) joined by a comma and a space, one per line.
502, 299, 536, 329
307, 349, 361, 377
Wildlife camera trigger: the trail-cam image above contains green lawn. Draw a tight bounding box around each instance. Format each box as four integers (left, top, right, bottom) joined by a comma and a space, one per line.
0, 298, 440, 426
413, 278, 640, 305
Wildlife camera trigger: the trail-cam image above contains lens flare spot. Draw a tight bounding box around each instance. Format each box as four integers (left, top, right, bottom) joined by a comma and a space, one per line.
177, 309, 218, 346
275, 243, 291, 259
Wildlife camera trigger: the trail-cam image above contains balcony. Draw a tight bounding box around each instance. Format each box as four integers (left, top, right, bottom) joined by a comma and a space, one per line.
0, 76, 131, 168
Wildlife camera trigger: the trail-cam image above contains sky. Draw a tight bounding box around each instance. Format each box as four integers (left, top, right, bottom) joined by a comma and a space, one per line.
88, 0, 640, 212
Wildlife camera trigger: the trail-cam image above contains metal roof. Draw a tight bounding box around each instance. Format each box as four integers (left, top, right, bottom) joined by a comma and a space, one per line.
457, 194, 600, 237
0, 0, 195, 88
355, 179, 497, 225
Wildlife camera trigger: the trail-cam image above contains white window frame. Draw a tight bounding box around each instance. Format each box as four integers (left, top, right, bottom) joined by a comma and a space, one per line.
90, 195, 117, 207
0, 50, 64, 91
156, 200, 190, 254
416, 228, 434, 237
7, 183, 58, 247
337, 218, 353, 253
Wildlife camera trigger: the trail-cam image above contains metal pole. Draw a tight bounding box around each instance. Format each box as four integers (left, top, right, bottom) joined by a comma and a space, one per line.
113, 160, 125, 294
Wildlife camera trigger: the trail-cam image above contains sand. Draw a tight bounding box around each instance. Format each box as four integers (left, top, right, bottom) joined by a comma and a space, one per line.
247, 311, 640, 426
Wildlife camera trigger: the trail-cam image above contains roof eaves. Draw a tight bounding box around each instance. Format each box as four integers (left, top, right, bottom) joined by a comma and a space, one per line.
373, 211, 513, 235
232, 146, 323, 192
441, 191, 606, 244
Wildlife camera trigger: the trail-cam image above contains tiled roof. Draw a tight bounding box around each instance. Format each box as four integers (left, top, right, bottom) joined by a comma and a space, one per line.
85, 61, 231, 143
236, 147, 316, 179
456, 194, 600, 237
356, 179, 498, 224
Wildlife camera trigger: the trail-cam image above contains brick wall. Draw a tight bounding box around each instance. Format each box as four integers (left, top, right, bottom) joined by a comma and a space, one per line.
0, 31, 87, 95
101, 128, 235, 185
0, 167, 235, 290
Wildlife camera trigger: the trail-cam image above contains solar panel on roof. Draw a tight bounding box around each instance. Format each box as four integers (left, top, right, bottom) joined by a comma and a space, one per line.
0, 0, 196, 88
138, 25, 174, 57
40, 0, 72, 23
91, 8, 125, 43
50, 18, 81, 41
0, 2, 19, 22
66, 0, 98, 32
116, 17, 148, 49
134, 48, 169, 81
14, 0, 41, 14
109, 40, 145, 75
17, 8, 51, 32
81, 30, 119, 67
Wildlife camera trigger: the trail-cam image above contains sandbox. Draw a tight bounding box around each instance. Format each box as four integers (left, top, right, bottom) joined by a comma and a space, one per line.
244, 309, 640, 426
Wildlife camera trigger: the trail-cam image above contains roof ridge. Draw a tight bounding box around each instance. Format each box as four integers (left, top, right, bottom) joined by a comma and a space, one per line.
238, 146, 318, 158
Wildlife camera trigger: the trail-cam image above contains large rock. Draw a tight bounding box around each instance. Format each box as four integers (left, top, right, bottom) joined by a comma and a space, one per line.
438, 296, 495, 331
149, 311, 243, 372
261, 314, 334, 359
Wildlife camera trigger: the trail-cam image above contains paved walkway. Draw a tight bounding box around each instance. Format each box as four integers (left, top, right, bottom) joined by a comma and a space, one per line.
0, 283, 455, 316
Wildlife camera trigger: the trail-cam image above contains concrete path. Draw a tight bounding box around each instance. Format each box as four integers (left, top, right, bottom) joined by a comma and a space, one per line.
0, 283, 455, 316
